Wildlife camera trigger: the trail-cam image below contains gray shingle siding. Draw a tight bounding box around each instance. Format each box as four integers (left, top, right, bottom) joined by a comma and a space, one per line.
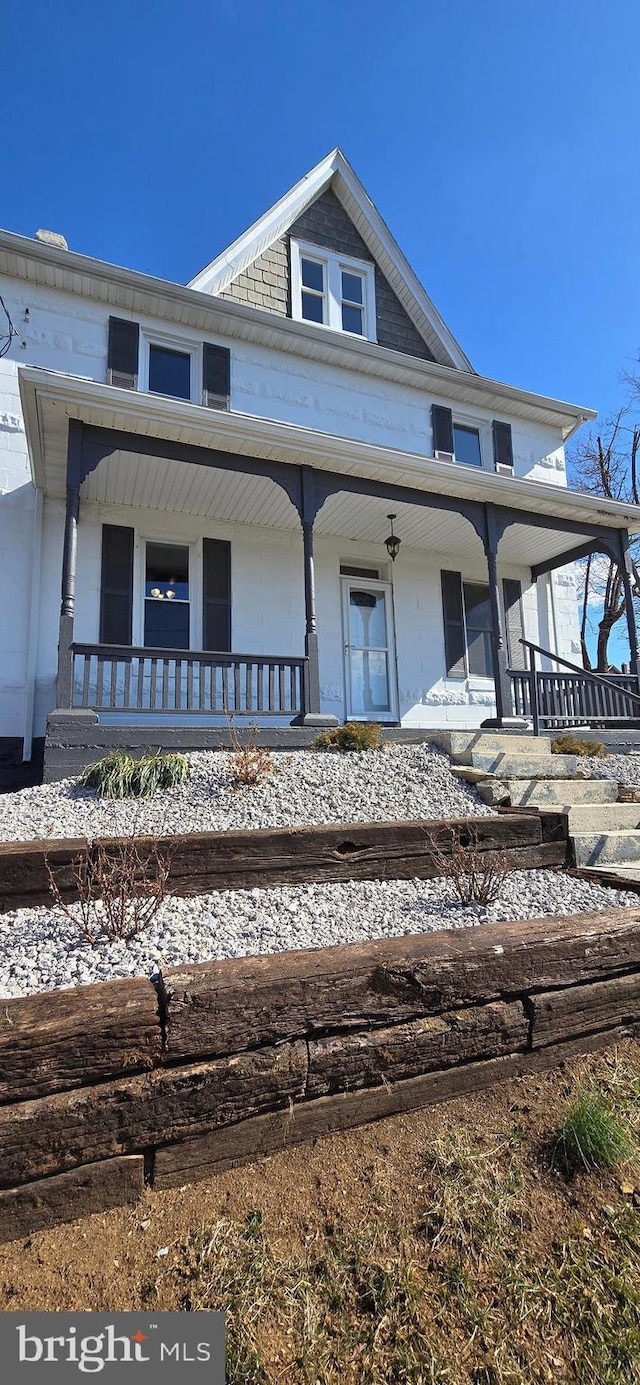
219, 188, 435, 362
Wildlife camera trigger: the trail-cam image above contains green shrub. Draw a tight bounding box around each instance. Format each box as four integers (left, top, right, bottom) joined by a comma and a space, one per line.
552, 1091, 633, 1177
551, 734, 607, 757
314, 722, 382, 752
79, 749, 190, 799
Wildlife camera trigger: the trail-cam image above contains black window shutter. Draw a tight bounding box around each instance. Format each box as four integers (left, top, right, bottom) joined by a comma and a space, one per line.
107, 317, 139, 390
492, 420, 514, 472
502, 578, 526, 668
203, 538, 231, 650
441, 570, 467, 678
202, 343, 231, 409
432, 404, 454, 455
100, 524, 134, 645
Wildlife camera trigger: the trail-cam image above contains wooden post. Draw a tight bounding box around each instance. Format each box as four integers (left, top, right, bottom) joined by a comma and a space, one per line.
295, 468, 338, 726
482, 505, 515, 726
617, 529, 639, 678
56, 421, 83, 709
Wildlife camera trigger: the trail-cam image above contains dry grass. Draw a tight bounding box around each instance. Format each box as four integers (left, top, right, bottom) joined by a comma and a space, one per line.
227, 716, 276, 788
425, 824, 510, 908
46, 836, 172, 945
2, 1045, 638, 1384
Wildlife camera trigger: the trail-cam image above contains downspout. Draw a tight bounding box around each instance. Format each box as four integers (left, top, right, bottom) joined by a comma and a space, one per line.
22, 485, 44, 761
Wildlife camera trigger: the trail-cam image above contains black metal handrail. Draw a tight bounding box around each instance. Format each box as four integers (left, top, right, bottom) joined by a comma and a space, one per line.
512, 639, 640, 734
520, 639, 640, 705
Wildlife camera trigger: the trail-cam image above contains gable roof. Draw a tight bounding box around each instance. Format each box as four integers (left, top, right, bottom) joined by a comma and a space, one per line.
188, 149, 473, 372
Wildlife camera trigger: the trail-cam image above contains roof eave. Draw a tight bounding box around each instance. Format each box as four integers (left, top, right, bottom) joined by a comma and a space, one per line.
17, 367, 625, 532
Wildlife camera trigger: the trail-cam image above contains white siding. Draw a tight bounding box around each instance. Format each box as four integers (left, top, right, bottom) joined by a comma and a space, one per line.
0, 272, 581, 745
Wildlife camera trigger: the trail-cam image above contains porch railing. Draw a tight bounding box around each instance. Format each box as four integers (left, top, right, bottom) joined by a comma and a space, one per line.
509, 639, 640, 732
71, 644, 307, 717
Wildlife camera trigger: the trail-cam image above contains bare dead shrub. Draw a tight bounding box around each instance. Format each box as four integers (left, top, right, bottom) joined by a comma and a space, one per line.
425, 823, 509, 908
46, 836, 173, 946
226, 714, 275, 788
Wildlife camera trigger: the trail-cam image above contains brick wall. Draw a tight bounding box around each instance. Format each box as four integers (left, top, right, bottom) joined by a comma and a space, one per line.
220, 189, 435, 361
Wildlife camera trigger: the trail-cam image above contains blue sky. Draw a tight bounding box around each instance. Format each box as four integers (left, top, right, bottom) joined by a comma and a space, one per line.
2, 0, 638, 659
3, 0, 638, 424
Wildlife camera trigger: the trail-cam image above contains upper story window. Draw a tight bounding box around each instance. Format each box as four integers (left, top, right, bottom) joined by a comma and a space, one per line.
291, 240, 376, 341
148, 343, 192, 401
106, 318, 231, 411
453, 422, 482, 468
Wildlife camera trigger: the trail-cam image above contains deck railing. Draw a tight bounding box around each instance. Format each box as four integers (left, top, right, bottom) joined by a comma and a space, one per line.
509, 639, 640, 732
71, 644, 307, 718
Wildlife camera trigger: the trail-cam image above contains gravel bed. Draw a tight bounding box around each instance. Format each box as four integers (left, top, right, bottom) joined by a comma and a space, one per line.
583, 752, 640, 784
0, 869, 636, 999
0, 744, 492, 842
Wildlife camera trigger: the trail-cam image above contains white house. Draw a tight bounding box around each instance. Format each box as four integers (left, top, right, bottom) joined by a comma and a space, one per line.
1, 149, 639, 782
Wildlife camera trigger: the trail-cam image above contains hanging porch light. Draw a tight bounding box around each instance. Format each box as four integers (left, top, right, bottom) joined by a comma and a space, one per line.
384, 513, 401, 562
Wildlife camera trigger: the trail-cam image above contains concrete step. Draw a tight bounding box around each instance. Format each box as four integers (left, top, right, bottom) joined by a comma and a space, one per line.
434, 732, 550, 762
568, 803, 640, 832
504, 778, 619, 807
572, 830, 640, 867
468, 751, 579, 779
579, 864, 640, 883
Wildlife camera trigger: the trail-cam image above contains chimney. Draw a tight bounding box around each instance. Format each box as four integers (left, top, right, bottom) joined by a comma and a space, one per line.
35, 229, 69, 251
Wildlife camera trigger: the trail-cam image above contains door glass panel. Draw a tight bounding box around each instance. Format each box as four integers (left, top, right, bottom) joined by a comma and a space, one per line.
349, 649, 391, 715
144, 543, 189, 649
349, 589, 387, 648
346, 586, 393, 716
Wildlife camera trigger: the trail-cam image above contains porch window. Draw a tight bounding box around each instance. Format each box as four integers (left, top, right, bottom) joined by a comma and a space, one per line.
441, 571, 493, 679
441, 571, 525, 678
144, 543, 190, 649
148, 344, 191, 401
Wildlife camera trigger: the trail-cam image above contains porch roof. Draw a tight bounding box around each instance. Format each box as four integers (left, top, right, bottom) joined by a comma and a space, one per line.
19, 367, 640, 570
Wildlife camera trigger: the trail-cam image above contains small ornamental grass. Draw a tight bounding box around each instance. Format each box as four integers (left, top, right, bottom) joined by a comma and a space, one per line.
552, 1090, 634, 1177
551, 734, 608, 757
80, 750, 190, 799
314, 721, 382, 752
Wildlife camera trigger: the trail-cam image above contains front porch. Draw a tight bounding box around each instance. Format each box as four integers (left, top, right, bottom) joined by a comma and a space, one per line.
20, 369, 640, 762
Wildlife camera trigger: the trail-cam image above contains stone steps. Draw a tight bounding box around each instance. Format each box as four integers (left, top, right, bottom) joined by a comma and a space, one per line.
467, 751, 579, 779
504, 779, 618, 807
572, 830, 640, 867
568, 803, 640, 832
442, 730, 640, 875
433, 731, 551, 761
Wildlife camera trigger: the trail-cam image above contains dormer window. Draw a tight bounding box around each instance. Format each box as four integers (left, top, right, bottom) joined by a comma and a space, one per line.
291, 239, 376, 341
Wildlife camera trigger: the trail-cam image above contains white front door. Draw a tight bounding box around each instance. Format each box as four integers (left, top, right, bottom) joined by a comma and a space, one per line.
342, 578, 398, 721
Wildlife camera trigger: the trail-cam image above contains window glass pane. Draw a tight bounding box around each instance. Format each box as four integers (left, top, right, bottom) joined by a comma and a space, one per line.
453, 424, 482, 467
463, 581, 494, 677
148, 345, 191, 400
301, 291, 324, 323
145, 543, 189, 602
301, 258, 324, 292
342, 303, 364, 334
342, 271, 363, 304
144, 601, 189, 650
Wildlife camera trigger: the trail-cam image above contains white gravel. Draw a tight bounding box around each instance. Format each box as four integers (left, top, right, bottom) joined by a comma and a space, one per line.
0, 744, 492, 842
0, 869, 636, 999
584, 752, 640, 784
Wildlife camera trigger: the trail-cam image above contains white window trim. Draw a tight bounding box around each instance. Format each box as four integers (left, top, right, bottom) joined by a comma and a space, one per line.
452, 411, 491, 471
139, 327, 201, 405
291, 239, 377, 342
134, 530, 201, 650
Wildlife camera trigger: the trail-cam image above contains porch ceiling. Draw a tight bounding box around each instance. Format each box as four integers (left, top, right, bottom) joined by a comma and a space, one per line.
22, 371, 640, 571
